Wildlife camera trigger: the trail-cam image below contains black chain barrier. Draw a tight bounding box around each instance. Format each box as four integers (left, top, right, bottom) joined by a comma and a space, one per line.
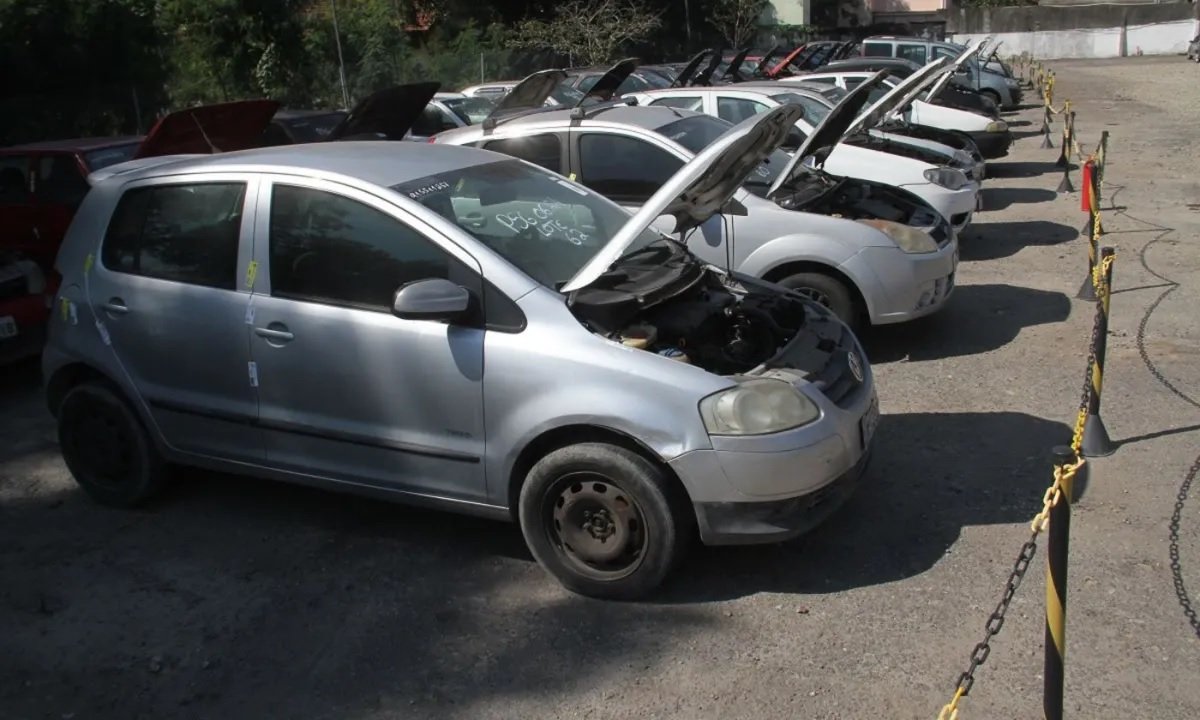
1169, 455, 1200, 640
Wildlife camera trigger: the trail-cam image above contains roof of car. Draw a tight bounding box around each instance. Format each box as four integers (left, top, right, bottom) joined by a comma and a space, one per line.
3, 136, 142, 153
94, 141, 505, 188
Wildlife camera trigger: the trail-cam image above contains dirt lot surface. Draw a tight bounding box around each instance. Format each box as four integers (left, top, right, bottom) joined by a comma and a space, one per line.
2, 56, 1199, 720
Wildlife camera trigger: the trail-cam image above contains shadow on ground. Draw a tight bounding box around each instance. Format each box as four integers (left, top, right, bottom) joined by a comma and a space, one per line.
985, 160, 1060, 179
960, 220, 1078, 262
0, 407, 1071, 719
982, 186, 1057, 211
860, 283, 1072, 362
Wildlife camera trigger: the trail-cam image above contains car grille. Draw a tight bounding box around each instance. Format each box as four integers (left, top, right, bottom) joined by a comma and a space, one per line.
809, 324, 865, 408
929, 217, 954, 248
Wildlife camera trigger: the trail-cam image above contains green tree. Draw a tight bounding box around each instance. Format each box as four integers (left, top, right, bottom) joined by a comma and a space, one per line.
514, 0, 661, 66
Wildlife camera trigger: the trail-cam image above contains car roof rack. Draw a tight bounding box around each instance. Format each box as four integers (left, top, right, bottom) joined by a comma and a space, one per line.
481, 103, 566, 132
568, 97, 638, 124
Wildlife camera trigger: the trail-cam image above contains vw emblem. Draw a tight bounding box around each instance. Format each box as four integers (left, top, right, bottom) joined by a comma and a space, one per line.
847, 351, 865, 383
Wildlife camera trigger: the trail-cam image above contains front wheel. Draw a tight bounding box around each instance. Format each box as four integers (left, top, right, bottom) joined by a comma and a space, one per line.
981, 89, 1003, 108
777, 271, 859, 329
518, 442, 690, 600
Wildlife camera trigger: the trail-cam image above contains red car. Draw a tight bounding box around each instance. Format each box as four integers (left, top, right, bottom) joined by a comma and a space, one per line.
0, 100, 278, 363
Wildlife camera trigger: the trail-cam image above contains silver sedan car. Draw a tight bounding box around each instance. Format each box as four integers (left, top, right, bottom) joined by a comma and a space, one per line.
44, 107, 877, 599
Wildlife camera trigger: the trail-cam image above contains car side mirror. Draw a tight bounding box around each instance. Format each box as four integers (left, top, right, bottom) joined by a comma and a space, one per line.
392, 278, 471, 322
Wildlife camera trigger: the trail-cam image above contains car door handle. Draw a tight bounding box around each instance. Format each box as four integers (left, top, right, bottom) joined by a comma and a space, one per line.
254, 325, 294, 342
102, 298, 129, 315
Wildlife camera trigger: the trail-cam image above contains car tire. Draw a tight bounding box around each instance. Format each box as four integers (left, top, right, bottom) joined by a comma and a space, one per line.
518, 442, 691, 600
777, 272, 858, 329
981, 89, 1002, 107
57, 381, 166, 507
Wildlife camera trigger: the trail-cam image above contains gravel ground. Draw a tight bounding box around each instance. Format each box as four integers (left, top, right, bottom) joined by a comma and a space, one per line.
2, 56, 1198, 720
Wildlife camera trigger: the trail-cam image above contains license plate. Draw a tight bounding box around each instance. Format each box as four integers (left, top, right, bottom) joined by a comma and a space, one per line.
0, 316, 17, 339
860, 396, 880, 449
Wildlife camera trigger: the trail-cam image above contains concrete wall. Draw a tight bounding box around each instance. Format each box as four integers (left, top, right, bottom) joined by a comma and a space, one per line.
946, 2, 1199, 59
764, 0, 811, 26
870, 0, 947, 13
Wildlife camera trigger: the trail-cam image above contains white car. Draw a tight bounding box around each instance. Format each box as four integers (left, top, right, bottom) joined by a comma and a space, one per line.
434, 74, 959, 328
627, 59, 981, 231
779, 42, 1013, 159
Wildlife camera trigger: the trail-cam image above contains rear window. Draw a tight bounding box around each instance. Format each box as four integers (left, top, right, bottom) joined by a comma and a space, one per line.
102, 183, 245, 290
442, 97, 495, 125
863, 42, 893, 58
84, 143, 139, 171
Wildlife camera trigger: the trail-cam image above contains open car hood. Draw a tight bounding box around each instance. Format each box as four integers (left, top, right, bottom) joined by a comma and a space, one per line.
723, 48, 752, 82
843, 56, 951, 137
926, 39, 986, 100
484, 70, 568, 121
581, 58, 639, 103
326, 82, 441, 141
767, 71, 889, 194
753, 46, 781, 78
133, 100, 281, 158
561, 104, 805, 294
670, 49, 715, 88
691, 50, 725, 87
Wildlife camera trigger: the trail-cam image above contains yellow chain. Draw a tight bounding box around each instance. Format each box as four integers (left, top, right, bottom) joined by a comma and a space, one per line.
938, 687, 966, 720
1071, 405, 1089, 455
1093, 253, 1116, 295
1031, 458, 1085, 534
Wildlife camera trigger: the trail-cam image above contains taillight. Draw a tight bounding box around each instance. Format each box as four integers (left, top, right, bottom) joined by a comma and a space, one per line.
427, 135, 438, 143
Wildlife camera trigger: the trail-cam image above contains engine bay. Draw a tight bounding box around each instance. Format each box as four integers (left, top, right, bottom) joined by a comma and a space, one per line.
770, 168, 922, 224
571, 265, 813, 376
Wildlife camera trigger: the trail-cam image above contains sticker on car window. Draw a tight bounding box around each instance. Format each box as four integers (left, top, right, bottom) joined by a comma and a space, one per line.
405, 180, 452, 201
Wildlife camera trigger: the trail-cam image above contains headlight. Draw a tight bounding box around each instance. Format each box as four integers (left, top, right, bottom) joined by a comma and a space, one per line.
985, 120, 1008, 132
1005, 77, 1019, 88
923, 167, 969, 190
856, 219, 939, 254
699, 379, 820, 436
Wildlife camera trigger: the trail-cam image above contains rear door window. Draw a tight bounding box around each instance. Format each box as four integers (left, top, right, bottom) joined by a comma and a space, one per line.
0, 155, 31, 203
577, 133, 684, 204
897, 44, 928, 64
482, 134, 564, 172
36, 155, 89, 208
716, 97, 771, 124
102, 183, 246, 290
932, 46, 958, 61
648, 95, 704, 111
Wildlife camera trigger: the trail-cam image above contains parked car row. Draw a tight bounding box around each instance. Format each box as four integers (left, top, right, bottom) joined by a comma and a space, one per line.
6, 33, 1025, 600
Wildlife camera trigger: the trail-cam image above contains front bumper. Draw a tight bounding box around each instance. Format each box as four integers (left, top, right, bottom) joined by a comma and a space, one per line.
669, 355, 878, 544
693, 448, 872, 545
967, 130, 1013, 159
900, 182, 978, 232
848, 240, 958, 325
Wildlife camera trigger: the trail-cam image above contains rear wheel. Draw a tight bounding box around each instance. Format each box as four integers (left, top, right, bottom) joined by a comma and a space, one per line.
777, 271, 858, 329
518, 442, 689, 600
57, 381, 166, 507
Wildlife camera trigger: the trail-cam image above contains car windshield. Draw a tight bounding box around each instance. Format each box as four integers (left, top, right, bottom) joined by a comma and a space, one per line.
280, 112, 347, 143
441, 96, 495, 125
391, 159, 662, 290
550, 84, 586, 106
84, 142, 140, 171
654, 115, 790, 198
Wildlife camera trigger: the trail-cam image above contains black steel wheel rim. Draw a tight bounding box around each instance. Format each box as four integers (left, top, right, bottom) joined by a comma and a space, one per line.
795, 286, 832, 308
543, 472, 648, 581
63, 399, 136, 491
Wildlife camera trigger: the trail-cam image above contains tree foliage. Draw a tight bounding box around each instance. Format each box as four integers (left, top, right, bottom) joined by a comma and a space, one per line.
706, 0, 768, 49
514, 0, 662, 66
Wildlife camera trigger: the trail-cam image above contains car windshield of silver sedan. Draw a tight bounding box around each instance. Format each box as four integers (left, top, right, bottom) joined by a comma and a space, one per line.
391, 159, 662, 290
655, 115, 791, 198
441, 96, 495, 125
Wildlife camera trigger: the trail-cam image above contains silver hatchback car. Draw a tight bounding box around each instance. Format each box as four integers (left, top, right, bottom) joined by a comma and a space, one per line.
44, 108, 877, 599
